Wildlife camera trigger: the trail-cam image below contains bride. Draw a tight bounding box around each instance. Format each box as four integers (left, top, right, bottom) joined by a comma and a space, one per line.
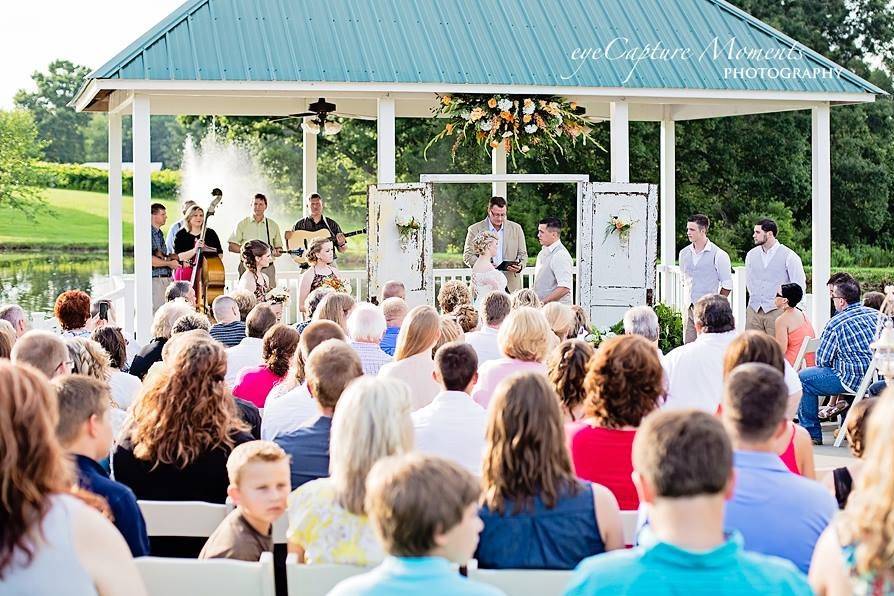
470, 231, 507, 305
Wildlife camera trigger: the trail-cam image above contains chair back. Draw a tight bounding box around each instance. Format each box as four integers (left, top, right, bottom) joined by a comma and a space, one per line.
284, 555, 369, 596
468, 569, 573, 595
620, 510, 640, 546
792, 337, 818, 371
136, 552, 275, 596
139, 500, 231, 537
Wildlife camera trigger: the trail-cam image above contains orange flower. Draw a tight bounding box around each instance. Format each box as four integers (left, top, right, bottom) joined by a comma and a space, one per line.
487, 98, 498, 108
476, 131, 486, 141
523, 114, 532, 123
570, 101, 578, 110
445, 123, 454, 135
490, 140, 500, 148
503, 138, 511, 151
442, 96, 452, 106
615, 221, 624, 230
500, 111, 514, 122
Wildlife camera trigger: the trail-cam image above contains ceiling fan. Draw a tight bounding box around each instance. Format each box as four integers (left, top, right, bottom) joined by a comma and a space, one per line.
269, 97, 373, 135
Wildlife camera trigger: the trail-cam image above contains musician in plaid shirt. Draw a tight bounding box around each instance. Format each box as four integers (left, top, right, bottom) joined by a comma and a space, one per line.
798, 277, 877, 445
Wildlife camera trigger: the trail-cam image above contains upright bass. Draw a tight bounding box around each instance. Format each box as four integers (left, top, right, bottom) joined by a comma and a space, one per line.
189, 188, 226, 314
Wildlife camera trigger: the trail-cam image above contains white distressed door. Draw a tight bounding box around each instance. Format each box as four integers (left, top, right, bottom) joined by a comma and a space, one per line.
367, 183, 434, 307
579, 183, 658, 327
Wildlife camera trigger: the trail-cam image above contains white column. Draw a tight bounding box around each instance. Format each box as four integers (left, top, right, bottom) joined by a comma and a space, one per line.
610, 101, 630, 183
659, 118, 676, 267
107, 113, 123, 276
377, 96, 396, 184
132, 94, 152, 345
491, 144, 507, 198
811, 104, 832, 334
302, 118, 317, 218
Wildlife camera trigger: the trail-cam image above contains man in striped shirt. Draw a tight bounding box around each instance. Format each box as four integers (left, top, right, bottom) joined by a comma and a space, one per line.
798, 277, 877, 444
209, 296, 246, 348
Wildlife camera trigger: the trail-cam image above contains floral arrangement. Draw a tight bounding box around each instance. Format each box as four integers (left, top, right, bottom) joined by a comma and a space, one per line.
425, 94, 600, 164
265, 286, 291, 305
321, 276, 351, 294
583, 324, 620, 349
395, 214, 421, 250
603, 214, 639, 257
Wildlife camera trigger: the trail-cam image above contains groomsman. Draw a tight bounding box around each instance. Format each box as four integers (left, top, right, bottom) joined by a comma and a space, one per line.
228, 193, 283, 285
744, 218, 806, 334
533, 217, 573, 305
679, 214, 732, 343
463, 196, 527, 292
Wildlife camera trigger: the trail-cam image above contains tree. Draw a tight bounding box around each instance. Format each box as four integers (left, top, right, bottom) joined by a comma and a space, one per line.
14, 60, 92, 163
0, 110, 46, 214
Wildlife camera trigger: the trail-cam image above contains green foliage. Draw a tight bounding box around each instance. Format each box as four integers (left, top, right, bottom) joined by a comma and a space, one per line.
654, 303, 684, 354
36, 162, 181, 198
804, 266, 894, 294
0, 110, 47, 215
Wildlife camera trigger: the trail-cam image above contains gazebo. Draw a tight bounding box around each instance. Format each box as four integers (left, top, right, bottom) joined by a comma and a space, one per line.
71, 0, 882, 343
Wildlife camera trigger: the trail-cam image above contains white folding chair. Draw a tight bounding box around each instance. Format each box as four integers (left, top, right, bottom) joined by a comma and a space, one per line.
137, 551, 275, 596
138, 500, 231, 537
833, 362, 878, 448
284, 554, 369, 596
792, 337, 819, 371
468, 569, 573, 595
620, 510, 640, 547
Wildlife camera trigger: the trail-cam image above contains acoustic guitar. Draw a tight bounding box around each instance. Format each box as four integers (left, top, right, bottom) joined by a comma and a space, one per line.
284, 228, 366, 266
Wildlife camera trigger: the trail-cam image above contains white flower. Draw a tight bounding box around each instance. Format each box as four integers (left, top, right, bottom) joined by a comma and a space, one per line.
598, 326, 611, 334
521, 145, 530, 153
502, 131, 513, 138
523, 102, 535, 115
524, 124, 538, 134
497, 98, 513, 111
479, 120, 492, 132
604, 331, 617, 339
460, 110, 471, 120
584, 334, 598, 343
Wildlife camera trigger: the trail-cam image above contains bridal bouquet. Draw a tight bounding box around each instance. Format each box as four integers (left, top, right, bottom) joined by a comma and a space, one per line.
265, 286, 291, 305
321, 276, 351, 294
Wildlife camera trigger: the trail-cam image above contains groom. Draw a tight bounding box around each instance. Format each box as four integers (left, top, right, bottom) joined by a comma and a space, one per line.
534, 217, 573, 305
463, 196, 527, 292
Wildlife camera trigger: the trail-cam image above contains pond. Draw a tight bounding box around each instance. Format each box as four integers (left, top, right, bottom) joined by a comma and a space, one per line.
0, 252, 129, 315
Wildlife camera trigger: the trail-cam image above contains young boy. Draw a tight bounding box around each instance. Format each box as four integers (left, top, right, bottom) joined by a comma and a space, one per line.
52, 374, 150, 557
199, 440, 291, 561
564, 410, 811, 595
329, 453, 504, 596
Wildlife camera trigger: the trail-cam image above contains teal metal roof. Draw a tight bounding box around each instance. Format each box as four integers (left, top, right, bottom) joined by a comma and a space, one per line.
87, 0, 882, 95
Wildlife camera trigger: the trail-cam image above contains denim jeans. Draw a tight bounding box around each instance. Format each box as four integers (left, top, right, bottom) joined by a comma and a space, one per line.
869, 379, 887, 396
798, 366, 846, 442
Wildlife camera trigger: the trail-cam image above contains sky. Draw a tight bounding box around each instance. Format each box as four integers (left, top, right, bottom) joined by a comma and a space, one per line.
0, 0, 184, 108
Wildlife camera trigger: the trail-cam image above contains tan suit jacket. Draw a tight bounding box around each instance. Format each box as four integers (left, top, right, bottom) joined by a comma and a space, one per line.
463, 219, 528, 292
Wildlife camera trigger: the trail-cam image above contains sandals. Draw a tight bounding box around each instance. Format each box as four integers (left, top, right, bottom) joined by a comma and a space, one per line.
819, 400, 848, 421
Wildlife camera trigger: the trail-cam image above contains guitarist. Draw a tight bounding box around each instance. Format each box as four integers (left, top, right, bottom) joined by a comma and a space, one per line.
151, 203, 179, 312
289, 193, 348, 264
227, 193, 283, 285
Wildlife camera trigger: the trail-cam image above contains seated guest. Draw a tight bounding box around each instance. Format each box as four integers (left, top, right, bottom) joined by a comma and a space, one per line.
199, 441, 291, 561
296, 287, 333, 335
548, 339, 594, 422
233, 324, 300, 408
129, 300, 193, 380
92, 326, 142, 410
262, 321, 346, 440
412, 342, 486, 474
0, 320, 14, 358
862, 290, 885, 310
465, 291, 510, 366
379, 297, 407, 356
379, 305, 442, 410
11, 330, 71, 379
275, 340, 363, 489
113, 334, 253, 556
721, 363, 837, 573
433, 315, 464, 357
230, 288, 257, 322
571, 305, 590, 338
510, 287, 541, 309
380, 279, 406, 301
565, 410, 810, 595
65, 336, 127, 436
209, 295, 246, 347
226, 304, 278, 387
54, 290, 94, 338
347, 302, 393, 375
723, 331, 813, 477
809, 391, 894, 594
623, 305, 660, 349
478, 373, 623, 569
544, 302, 576, 342
773, 283, 816, 367
452, 304, 480, 334
663, 294, 738, 412
329, 454, 501, 596
287, 377, 412, 565
312, 292, 355, 333
438, 280, 472, 315
566, 335, 663, 510
798, 277, 877, 445
165, 279, 197, 306
471, 307, 551, 409
91, 299, 140, 366
0, 303, 28, 338
171, 312, 211, 334
53, 375, 149, 557
0, 362, 144, 594
821, 398, 875, 509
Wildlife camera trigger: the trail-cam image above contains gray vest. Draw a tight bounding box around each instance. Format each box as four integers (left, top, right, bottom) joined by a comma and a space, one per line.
680, 244, 729, 306
746, 244, 796, 312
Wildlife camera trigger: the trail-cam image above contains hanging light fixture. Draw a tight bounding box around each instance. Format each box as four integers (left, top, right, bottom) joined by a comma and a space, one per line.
323, 120, 342, 136
301, 118, 321, 135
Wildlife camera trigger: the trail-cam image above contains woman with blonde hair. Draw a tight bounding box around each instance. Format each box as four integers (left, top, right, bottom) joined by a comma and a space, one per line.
298, 238, 343, 314
470, 306, 551, 409
809, 390, 894, 594
379, 305, 441, 410
286, 377, 413, 565
0, 361, 145, 594
312, 292, 355, 333
437, 279, 473, 315
476, 372, 623, 569
66, 336, 128, 436
432, 315, 464, 358
544, 302, 577, 342
510, 287, 542, 310
469, 230, 507, 304
548, 338, 595, 422
112, 334, 252, 556
128, 300, 194, 380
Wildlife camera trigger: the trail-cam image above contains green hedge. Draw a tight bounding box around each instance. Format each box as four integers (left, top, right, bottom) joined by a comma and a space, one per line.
36, 162, 180, 199
804, 267, 894, 294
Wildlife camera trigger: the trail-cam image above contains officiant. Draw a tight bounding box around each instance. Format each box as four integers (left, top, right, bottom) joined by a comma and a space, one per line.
462, 196, 528, 292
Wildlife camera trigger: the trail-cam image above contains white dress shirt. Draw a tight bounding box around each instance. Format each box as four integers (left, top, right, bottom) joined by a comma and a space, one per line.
260, 382, 318, 441
663, 330, 738, 412
378, 352, 440, 411
487, 219, 505, 266
225, 337, 264, 387
411, 390, 487, 475
465, 325, 502, 366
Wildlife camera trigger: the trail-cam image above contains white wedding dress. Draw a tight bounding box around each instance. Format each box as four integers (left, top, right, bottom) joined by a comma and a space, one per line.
470, 269, 507, 306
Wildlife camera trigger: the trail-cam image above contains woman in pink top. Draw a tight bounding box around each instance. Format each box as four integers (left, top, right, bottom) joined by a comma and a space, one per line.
233, 323, 300, 408
565, 335, 664, 510
471, 307, 552, 409
774, 283, 816, 368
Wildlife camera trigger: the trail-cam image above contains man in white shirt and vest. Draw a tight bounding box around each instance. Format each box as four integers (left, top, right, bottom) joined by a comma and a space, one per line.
744, 218, 806, 334
679, 214, 733, 344
534, 217, 574, 305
